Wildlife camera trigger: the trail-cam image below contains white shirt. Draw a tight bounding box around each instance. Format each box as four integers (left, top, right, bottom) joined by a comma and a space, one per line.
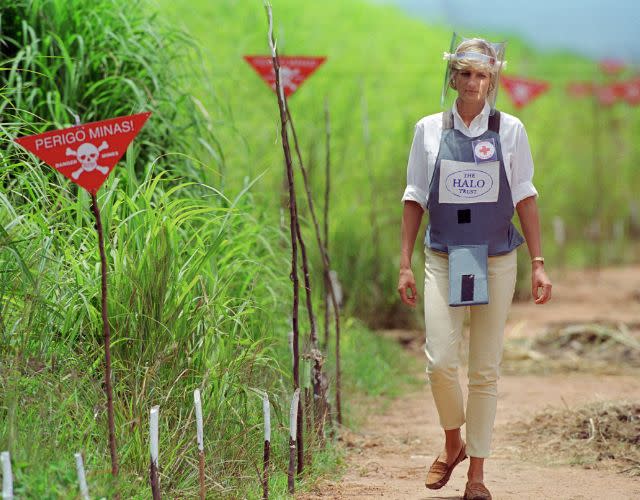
401, 101, 538, 211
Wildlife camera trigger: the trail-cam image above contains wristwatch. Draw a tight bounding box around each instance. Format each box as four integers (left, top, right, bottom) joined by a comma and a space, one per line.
531, 256, 545, 264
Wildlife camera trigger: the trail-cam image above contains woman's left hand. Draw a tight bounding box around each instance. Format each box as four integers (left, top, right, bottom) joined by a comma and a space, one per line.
532, 264, 552, 304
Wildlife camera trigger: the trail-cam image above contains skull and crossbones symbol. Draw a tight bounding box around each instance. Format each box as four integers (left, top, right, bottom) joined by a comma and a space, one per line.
65, 141, 110, 179
279, 66, 300, 92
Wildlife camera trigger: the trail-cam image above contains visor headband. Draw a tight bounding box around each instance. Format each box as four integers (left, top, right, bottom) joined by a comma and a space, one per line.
443, 51, 506, 70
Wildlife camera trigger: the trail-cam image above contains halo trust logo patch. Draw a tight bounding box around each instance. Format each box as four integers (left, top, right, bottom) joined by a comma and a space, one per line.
472, 138, 497, 163
439, 160, 500, 204
445, 169, 494, 199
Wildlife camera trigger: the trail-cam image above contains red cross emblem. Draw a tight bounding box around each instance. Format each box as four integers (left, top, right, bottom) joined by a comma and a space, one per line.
474, 140, 495, 160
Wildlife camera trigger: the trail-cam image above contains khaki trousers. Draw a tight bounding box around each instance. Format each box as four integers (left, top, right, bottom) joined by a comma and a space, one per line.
423, 246, 517, 458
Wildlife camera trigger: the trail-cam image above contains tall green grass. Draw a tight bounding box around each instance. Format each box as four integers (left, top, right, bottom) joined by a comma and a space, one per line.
1, 0, 420, 496
0, 1, 276, 497
1, 114, 291, 496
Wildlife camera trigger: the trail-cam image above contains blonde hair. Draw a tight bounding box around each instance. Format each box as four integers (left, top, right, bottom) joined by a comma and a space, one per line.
447, 38, 502, 92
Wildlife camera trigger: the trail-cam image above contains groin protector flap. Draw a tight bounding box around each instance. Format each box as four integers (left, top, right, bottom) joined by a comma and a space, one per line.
448, 244, 489, 307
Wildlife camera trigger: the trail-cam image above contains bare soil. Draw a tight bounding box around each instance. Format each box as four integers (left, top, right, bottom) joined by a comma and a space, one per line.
301, 265, 640, 499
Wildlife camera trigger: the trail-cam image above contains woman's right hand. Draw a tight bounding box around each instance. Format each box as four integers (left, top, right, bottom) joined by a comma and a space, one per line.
397, 268, 418, 307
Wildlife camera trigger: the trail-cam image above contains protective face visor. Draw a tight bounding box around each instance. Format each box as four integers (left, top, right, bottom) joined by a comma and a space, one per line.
441, 33, 507, 115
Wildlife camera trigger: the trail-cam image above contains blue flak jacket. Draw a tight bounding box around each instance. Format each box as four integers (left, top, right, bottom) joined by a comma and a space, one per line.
424, 110, 524, 306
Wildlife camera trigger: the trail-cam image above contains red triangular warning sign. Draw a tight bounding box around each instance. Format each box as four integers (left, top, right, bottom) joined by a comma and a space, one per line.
243, 55, 326, 97
14, 112, 151, 194
500, 75, 550, 109
595, 84, 618, 106
617, 78, 640, 106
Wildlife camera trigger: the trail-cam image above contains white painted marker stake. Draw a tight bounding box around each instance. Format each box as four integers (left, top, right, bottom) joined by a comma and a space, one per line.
150, 406, 159, 465
194, 390, 204, 452
194, 390, 205, 500
1, 451, 13, 500
287, 388, 300, 494
75, 452, 90, 500
262, 392, 271, 500
149, 406, 161, 499
290, 389, 300, 442
263, 393, 271, 444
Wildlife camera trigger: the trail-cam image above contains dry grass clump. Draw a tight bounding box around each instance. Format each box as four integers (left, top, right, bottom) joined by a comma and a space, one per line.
502, 322, 640, 374
508, 400, 640, 476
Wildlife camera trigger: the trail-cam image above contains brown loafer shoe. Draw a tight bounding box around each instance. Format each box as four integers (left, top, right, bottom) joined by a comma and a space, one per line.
424, 442, 467, 490
463, 481, 492, 500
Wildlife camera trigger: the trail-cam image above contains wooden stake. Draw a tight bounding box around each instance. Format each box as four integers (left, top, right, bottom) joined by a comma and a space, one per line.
285, 83, 342, 428
279, 94, 325, 470
288, 124, 327, 447
74, 452, 90, 500
287, 389, 300, 494
194, 389, 205, 500
1, 451, 13, 500
149, 405, 161, 499
90, 194, 120, 486
262, 392, 271, 500
265, 1, 305, 472
323, 96, 331, 351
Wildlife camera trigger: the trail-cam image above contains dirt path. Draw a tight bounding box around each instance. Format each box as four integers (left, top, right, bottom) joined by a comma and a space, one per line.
301, 266, 640, 499
507, 265, 640, 336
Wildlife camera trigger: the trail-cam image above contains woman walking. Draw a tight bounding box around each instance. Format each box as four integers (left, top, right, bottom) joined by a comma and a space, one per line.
398, 35, 552, 500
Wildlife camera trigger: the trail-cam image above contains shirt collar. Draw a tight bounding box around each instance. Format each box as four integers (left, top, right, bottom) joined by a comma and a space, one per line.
452, 100, 491, 137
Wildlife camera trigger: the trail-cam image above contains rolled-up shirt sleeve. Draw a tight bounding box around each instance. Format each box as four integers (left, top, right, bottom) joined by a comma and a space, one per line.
511, 122, 538, 206
401, 122, 429, 211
